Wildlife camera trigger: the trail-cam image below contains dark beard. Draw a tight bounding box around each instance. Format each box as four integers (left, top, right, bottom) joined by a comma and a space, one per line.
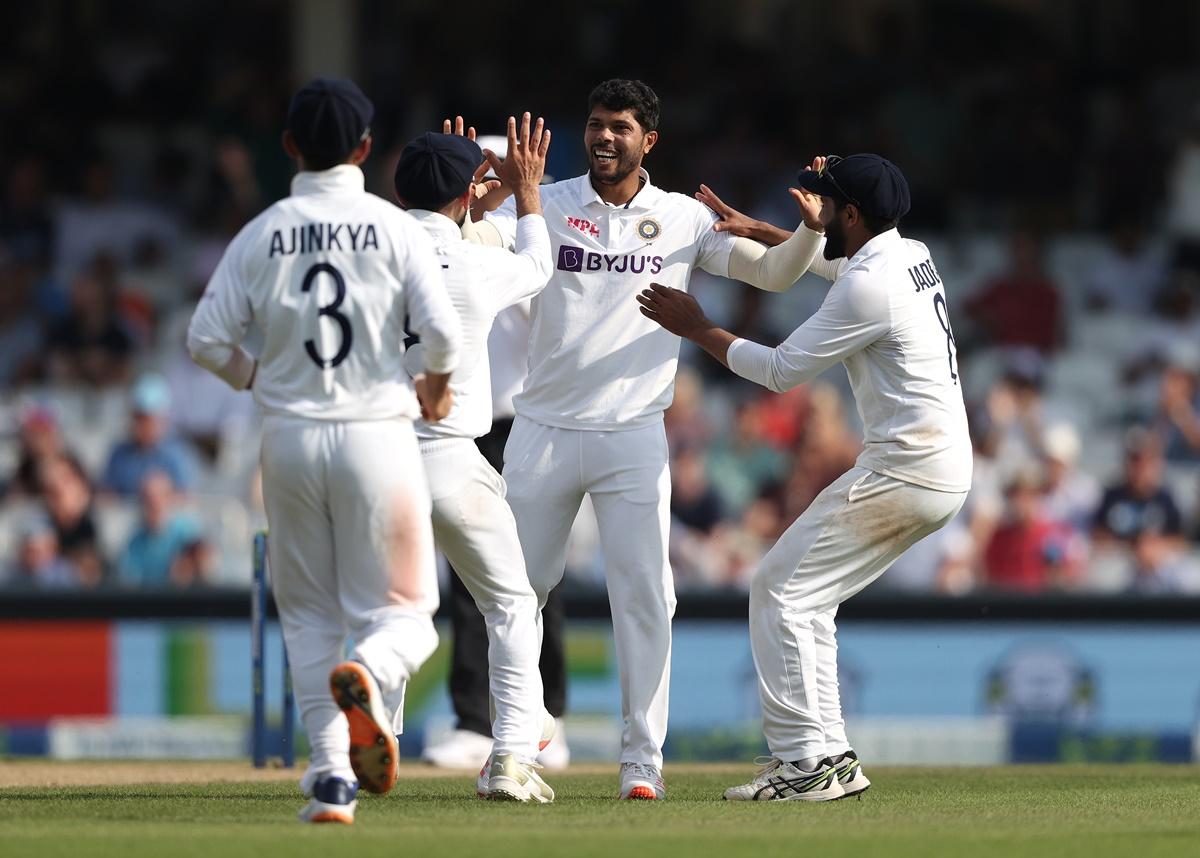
823, 219, 847, 259
589, 150, 640, 186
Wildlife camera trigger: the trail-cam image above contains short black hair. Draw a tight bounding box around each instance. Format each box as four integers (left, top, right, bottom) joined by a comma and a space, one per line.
834, 197, 898, 235
587, 79, 660, 132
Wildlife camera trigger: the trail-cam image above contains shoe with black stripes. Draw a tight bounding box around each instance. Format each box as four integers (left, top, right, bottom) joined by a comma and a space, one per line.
832, 749, 871, 798
722, 756, 845, 802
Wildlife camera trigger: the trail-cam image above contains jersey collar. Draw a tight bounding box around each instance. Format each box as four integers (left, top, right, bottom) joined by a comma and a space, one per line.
578, 167, 664, 210
846, 227, 902, 266
291, 164, 366, 197
408, 208, 463, 241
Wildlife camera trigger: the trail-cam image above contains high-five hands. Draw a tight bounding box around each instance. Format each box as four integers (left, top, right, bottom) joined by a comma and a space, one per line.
483, 113, 550, 196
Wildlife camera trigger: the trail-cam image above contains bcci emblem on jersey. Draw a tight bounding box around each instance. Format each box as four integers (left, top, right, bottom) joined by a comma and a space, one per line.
636, 218, 662, 241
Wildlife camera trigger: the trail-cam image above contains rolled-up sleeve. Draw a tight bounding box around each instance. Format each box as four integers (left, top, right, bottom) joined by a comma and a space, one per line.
187, 233, 257, 390
727, 267, 889, 393
401, 224, 460, 375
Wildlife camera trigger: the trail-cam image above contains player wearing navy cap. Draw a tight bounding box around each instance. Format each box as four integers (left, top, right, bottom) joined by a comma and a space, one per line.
188, 77, 461, 823
640, 154, 972, 801
393, 115, 559, 803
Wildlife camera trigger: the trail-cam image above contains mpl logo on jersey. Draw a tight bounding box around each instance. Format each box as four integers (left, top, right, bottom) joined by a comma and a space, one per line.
557, 244, 663, 275
566, 216, 600, 238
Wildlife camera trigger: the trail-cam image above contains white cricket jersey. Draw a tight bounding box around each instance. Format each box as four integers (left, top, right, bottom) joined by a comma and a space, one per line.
188, 166, 460, 421
487, 301, 532, 421
404, 210, 552, 441
727, 229, 973, 493
484, 168, 736, 430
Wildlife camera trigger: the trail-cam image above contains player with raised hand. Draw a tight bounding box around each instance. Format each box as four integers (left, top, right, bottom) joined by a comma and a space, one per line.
462, 79, 829, 800
392, 112, 559, 803
637, 154, 972, 801
187, 78, 461, 823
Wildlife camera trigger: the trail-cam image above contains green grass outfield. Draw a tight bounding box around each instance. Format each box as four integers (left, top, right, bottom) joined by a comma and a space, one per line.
1, 762, 1197, 858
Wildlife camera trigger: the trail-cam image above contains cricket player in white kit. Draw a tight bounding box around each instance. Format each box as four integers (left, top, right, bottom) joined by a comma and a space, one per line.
638, 154, 972, 802
466, 80, 831, 799
187, 79, 461, 823
392, 117, 558, 802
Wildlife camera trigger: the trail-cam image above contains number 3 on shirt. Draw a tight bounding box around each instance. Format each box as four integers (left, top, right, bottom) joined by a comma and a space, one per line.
301, 262, 352, 369
932, 291, 958, 384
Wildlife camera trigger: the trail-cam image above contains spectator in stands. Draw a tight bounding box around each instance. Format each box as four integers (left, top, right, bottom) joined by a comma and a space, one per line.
102, 373, 198, 497
53, 153, 180, 281
707, 401, 788, 515
1152, 357, 1200, 463
710, 490, 786, 588
670, 446, 724, 535
1093, 429, 1184, 547
981, 351, 1048, 475
0, 255, 44, 388
5, 513, 80, 588
1129, 530, 1200, 594
965, 232, 1064, 353
781, 382, 860, 519
118, 470, 210, 587
39, 455, 105, 587
44, 262, 135, 386
6, 403, 73, 499
1083, 218, 1167, 315
664, 366, 712, 453
983, 465, 1085, 592
1040, 422, 1101, 535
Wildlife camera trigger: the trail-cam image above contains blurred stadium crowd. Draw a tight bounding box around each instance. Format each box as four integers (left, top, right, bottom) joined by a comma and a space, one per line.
2, 0, 1200, 595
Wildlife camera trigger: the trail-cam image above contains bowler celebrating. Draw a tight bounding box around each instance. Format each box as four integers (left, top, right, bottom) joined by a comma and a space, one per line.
188, 78, 460, 823
467, 79, 828, 799
639, 154, 972, 801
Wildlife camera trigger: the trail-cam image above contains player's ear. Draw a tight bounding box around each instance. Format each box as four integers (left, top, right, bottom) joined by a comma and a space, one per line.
642, 129, 658, 155
282, 130, 301, 160
348, 135, 372, 166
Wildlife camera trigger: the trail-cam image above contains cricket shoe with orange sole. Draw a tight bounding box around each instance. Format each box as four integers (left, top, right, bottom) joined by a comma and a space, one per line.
298, 775, 358, 824
619, 762, 665, 800
330, 661, 399, 795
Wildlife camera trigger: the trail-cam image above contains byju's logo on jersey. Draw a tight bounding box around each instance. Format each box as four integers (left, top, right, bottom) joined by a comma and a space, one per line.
557, 244, 663, 275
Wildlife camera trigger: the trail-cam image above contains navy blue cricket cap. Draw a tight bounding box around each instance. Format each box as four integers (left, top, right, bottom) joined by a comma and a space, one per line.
393, 132, 484, 211
796, 154, 911, 221
286, 78, 374, 164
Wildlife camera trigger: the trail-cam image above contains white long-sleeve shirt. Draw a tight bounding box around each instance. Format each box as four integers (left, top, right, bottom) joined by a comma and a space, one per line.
482, 169, 739, 430
727, 229, 973, 492
187, 165, 460, 421
404, 210, 552, 441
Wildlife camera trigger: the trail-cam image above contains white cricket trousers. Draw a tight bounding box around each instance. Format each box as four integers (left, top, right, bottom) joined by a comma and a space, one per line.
260, 415, 439, 785
750, 467, 967, 762
504, 416, 675, 768
421, 438, 543, 760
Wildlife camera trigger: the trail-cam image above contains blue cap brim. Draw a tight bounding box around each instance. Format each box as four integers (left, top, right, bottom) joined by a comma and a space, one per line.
796, 170, 841, 198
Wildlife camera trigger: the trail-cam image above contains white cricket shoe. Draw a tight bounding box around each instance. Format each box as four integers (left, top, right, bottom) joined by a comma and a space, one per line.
477, 710, 559, 797
329, 661, 399, 795
619, 762, 665, 800
723, 757, 845, 802
422, 728, 494, 769
297, 775, 358, 824
833, 750, 871, 798
486, 753, 555, 803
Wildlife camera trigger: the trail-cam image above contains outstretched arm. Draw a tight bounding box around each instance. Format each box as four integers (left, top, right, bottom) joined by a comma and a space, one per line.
638, 275, 886, 393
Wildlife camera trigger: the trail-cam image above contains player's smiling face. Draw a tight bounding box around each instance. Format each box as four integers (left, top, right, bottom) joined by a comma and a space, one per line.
585, 107, 656, 185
